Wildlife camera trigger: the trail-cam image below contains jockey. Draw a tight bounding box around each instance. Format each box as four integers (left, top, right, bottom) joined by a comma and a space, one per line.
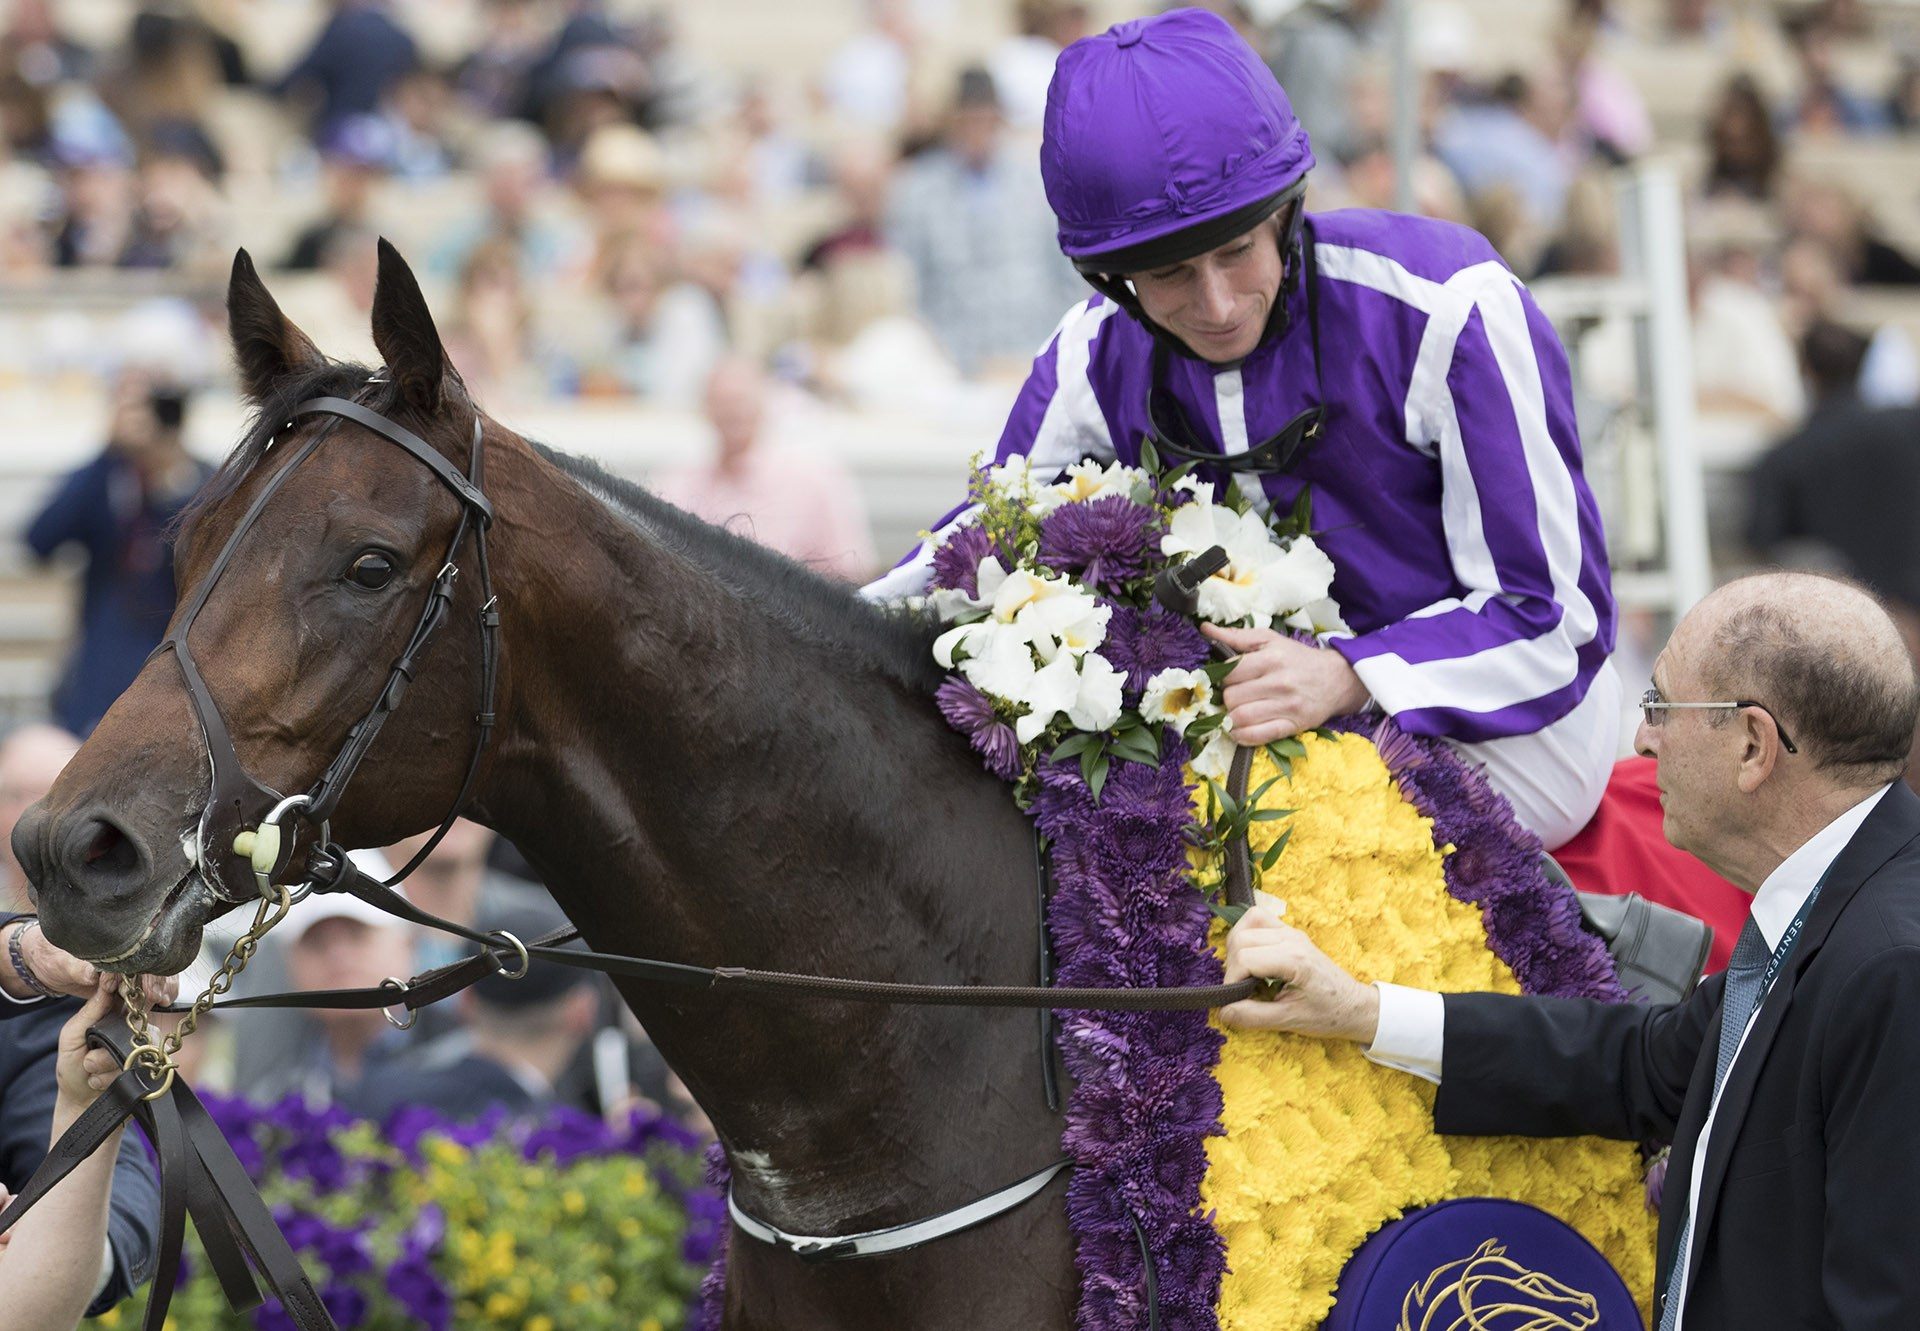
865, 7, 1619, 851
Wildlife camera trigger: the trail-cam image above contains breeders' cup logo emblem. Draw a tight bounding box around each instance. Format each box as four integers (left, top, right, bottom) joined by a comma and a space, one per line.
1398, 1237, 1601, 1331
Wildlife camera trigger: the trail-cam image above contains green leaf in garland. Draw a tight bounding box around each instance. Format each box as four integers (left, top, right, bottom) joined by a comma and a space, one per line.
1260, 826, 1293, 871
1290, 484, 1313, 536
1185, 711, 1226, 743
1249, 807, 1295, 822
1312, 727, 1337, 741
1271, 736, 1308, 759
1053, 732, 1099, 760
1209, 902, 1250, 927
1139, 436, 1162, 477
1208, 777, 1240, 822
1087, 750, 1111, 802
1203, 658, 1237, 687
1079, 743, 1104, 787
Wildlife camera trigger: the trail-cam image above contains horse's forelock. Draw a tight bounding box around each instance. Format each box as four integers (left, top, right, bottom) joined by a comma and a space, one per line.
172, 359, 399, 544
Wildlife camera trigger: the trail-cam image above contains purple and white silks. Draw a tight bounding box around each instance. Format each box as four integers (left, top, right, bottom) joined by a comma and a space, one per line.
865, 208, 1617, 750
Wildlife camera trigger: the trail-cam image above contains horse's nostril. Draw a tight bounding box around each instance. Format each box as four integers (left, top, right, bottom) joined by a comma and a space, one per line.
81, 821, 137, 875
57, 812, 151, 892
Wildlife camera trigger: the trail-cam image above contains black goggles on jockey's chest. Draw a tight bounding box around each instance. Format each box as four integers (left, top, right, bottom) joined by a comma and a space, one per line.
1143, 222, 1326, 478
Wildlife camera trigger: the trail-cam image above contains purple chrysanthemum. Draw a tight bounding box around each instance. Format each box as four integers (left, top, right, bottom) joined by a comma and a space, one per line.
930, 524, 999, 596
1101, 603, 1211, 696
1038, 496, 1159, 593
935, 676, 1023, 780
697, 1143, 732, 1331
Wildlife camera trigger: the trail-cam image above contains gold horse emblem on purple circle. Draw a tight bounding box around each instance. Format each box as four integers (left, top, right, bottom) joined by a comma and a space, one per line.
1399, 1237, 1602, 1331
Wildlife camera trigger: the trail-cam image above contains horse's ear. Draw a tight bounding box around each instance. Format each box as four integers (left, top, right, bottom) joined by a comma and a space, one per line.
226, 249, 324, 402
370, 238, 454, 415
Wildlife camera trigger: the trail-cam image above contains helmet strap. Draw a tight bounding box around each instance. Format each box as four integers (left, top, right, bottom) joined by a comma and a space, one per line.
1082, 198, 1308, 364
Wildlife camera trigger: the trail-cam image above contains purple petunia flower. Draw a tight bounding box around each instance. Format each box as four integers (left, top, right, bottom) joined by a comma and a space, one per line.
930, 523, 999, 596
319, 1282, 369, 1329
381, 1104, 451, 1166
252, 1297, 300, 1331
520, 1104, 616, 1165
385, 1253, 453, 1331
1037, 495, 1159, 593
935, 676, 1023, 780
1100, 603, 1210, 695
316, 1224, 374, 1279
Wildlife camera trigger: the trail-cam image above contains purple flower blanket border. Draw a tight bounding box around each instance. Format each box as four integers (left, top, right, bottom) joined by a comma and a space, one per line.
699, 714, 1624, 1331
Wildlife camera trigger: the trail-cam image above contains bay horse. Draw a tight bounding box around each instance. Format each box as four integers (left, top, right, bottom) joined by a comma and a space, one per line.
13, 243, 1077, 1329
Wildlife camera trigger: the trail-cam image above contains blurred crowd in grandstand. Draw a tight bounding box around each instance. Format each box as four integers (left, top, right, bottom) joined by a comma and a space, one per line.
5, 0, 1917, 411
9, 0, 1920, 1125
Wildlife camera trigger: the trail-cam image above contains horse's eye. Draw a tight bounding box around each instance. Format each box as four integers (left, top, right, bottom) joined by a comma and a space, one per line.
347, 551, 397, 590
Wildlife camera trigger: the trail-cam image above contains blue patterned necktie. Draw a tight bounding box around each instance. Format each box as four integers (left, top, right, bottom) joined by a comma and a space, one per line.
1657, 916, 1770, 1331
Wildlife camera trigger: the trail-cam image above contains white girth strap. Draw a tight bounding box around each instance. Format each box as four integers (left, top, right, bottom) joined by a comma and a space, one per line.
727, 1158, 1071, 1262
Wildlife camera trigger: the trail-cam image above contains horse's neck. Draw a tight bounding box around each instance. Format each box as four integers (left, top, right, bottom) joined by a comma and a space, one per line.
476, 455, 1058, 1231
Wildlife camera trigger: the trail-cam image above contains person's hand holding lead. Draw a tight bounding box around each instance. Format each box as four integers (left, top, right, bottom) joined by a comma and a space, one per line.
1220, 906, 1381, 1043
1200, 625, 1370, 743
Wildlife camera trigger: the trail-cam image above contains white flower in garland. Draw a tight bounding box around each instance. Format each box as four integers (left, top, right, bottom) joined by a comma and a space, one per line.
1191, 724, 1238, 783
1140, 667, 1217, 738
1162, 498, 1336, 629
925, 453, 1345, 804
1031, 459, 1136, 515
1016, 651, 1125, 742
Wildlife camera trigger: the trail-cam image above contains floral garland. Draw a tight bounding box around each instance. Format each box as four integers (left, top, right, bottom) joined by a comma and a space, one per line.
695, 454, 1652, 1328
923, 454, 1352, 1330
913, 455, 1651, 1330
1331, 712, 1629, 1005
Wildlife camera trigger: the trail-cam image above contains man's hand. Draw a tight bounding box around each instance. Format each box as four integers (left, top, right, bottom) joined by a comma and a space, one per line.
9, 921, 175, 1008
1220, 907, 1382, 1043
1201, 625, 1370, 744
15, 921, 100, 999
56, 978, 125, 1107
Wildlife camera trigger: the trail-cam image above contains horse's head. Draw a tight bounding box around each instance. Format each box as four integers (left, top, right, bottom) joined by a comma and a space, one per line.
14, 241, 500, 973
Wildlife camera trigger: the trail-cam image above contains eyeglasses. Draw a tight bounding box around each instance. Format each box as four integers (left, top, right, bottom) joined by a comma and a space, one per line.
1638, 688, 1800, 754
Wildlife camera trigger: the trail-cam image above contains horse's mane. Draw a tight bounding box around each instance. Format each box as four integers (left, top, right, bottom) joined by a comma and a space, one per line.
532, 443, 944, 697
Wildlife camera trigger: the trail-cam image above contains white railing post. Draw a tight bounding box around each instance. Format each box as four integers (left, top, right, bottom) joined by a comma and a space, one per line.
1620, 161, 1712, 616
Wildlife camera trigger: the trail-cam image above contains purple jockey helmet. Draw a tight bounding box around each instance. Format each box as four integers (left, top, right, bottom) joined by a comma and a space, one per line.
1041, 8, 1316, 343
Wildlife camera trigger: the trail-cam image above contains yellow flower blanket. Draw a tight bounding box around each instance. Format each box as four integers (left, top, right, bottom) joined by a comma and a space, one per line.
1199, 734, 1655, 1329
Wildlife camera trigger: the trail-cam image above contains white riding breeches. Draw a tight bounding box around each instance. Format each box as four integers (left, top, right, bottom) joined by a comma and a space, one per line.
1444, 659, 1624, 852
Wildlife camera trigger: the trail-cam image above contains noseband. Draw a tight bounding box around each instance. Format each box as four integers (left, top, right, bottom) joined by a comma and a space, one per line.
152, 385, 500, 903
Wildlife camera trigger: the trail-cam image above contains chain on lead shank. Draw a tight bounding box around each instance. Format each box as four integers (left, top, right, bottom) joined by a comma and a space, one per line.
119, 876, 294, 1101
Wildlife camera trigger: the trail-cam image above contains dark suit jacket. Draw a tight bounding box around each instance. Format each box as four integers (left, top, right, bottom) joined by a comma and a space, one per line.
1435, 782, 1920, 1330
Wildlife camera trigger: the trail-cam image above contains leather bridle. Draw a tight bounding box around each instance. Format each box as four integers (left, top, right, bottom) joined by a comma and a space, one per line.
153, 384, 501, 909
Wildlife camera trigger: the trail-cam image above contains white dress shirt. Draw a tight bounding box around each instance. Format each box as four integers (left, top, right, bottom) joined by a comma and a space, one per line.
1364, 782, 1894, 1327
